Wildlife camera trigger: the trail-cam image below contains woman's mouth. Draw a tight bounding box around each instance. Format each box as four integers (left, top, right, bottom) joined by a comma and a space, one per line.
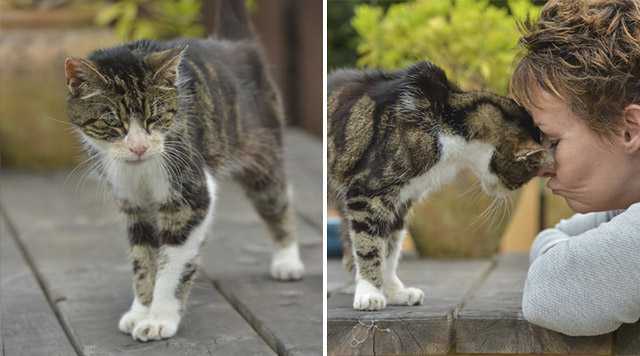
546, 179, 561, 194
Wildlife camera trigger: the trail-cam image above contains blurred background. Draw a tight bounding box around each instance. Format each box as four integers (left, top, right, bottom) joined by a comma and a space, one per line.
0, 0, 321, 169
327, 0, 573, 259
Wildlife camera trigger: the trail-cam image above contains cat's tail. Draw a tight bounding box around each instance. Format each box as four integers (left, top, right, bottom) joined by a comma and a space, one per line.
334, 196, 355, 274
212, 0, 254, 40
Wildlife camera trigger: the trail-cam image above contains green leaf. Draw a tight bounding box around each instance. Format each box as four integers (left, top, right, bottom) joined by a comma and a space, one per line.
95, 3, 124, 26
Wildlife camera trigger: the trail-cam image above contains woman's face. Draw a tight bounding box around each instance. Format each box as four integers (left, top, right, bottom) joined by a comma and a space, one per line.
529, 89, 640, 213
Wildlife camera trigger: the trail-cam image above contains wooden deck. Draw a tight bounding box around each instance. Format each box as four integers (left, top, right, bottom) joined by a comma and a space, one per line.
0, 129, 322, 356
328, 254, 640, 355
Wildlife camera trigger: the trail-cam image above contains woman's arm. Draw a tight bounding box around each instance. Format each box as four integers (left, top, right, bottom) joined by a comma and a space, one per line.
522, 204, 640, 336
529, 211, 615, 264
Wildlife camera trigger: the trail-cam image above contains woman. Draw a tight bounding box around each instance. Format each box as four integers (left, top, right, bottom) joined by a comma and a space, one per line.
510, 0, 640, 336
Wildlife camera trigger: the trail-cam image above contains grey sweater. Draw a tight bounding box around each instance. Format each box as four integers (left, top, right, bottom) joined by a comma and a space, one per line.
522, 202, 640, 336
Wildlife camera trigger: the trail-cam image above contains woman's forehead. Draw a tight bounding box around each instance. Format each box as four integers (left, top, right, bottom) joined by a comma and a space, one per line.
527, 88, 572, 128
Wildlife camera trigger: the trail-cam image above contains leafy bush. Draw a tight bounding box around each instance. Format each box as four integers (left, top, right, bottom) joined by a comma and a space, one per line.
95, 0, 205, 41
352, 0, 541, 94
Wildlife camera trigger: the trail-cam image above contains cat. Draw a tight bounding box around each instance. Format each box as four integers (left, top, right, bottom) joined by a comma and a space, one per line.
328, 61, 552, 310
64, 1, 304, 341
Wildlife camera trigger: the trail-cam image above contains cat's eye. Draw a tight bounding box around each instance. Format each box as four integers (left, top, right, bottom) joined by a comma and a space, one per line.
101, 111, 121, 127
145, 115, 161, 129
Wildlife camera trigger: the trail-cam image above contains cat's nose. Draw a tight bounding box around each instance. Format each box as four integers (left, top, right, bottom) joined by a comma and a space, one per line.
536, 164, 555, 177
129, 145, 148, 158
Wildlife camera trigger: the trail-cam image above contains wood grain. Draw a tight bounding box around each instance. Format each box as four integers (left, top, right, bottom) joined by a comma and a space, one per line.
0, 129, 322, 355
0, 212, 77, 356
327, 259, 493, 355
456, 253, 612, 354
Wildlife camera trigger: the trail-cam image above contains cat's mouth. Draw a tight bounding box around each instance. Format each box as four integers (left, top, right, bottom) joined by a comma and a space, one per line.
124, 158, 148, 165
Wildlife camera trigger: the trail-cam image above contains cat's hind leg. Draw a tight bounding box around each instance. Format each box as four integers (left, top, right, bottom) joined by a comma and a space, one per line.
237, 162, 304, 281
345, 196, 403, 310
131, 171, 215, 342
382, 230, 424, 306
351, 230, 387, 310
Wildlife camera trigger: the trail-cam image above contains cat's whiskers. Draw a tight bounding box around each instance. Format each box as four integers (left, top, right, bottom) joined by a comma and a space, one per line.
159, 152, 183, 185
458, 180, 482, 199
470, 195, 499, 230
42, 115, 79, 135
65, 152, 100, 188
97, 154, 117, 205
74, 153, 105, 194
162, 144, 200, 176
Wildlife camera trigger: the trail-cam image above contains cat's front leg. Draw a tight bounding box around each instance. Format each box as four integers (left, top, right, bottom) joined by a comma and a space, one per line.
382, 230, 424, 306
119, 208, 157, 335
131, 172, 216, 342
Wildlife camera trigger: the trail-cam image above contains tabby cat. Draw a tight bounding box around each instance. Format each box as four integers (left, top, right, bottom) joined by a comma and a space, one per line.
328, 61, 552, 310
64, 2, 304, 341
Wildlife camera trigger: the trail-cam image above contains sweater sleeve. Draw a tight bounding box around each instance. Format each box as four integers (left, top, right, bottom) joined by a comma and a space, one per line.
528, 211, 614, 264
522, 204, 640, 336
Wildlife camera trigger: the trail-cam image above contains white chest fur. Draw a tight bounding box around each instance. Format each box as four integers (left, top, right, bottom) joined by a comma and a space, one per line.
398, 134, 496, 202
105, 158, 172, 205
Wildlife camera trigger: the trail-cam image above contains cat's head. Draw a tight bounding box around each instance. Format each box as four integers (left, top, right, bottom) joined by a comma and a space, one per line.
465, 94, 554, 196
64, 45, 186, 165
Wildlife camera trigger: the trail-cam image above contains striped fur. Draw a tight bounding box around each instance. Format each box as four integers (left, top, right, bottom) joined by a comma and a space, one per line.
328, 61, 552, 310
66, 5, 303, 341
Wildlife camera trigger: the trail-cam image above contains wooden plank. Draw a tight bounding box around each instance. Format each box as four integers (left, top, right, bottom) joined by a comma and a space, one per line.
326, 260, 351, 296
456, 253, 612, 354
0, 211, 77, 356
616, 322, 640, 355
202, 180, 322, 279
327, 259, 493, 355
0, 128, 322, 355
0, 174, 275, 355
284, 129, 322, 229
216, 275, 322, 356
201, 166, 323, 355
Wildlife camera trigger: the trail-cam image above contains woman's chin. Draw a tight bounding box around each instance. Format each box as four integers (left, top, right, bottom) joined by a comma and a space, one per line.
564, 197, 593, 214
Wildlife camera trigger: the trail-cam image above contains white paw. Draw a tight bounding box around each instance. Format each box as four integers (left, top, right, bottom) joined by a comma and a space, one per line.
385, 286, 424, 306
131, 313, 180, 342
353, 290, 387, 310
353, 279, 386, 310
270, 243, 305, 281
271, 257, 305, 280
118, 308, 149, 334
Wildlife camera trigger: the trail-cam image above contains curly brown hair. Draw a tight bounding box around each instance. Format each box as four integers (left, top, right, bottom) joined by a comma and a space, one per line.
509, 0, 640, 137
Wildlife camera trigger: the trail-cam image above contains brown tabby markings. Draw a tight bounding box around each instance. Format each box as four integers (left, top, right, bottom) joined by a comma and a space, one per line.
130, 245, 157, 306
328, 61, 550, 296
67, 37, 297, 322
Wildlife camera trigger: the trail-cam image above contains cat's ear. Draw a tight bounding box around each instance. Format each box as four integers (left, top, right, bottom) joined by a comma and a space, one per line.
145, 46, 187, 85
64, 57, 108, 96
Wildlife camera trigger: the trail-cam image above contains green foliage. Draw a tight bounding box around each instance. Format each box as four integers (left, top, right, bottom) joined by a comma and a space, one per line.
328, 1, 359, 70
352, 0, 541, 94
95, 0, 205, 41
328, 0, 400, 70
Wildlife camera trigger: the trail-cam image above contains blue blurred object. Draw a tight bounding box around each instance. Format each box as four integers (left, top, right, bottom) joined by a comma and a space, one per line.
327, 217, 342, 257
